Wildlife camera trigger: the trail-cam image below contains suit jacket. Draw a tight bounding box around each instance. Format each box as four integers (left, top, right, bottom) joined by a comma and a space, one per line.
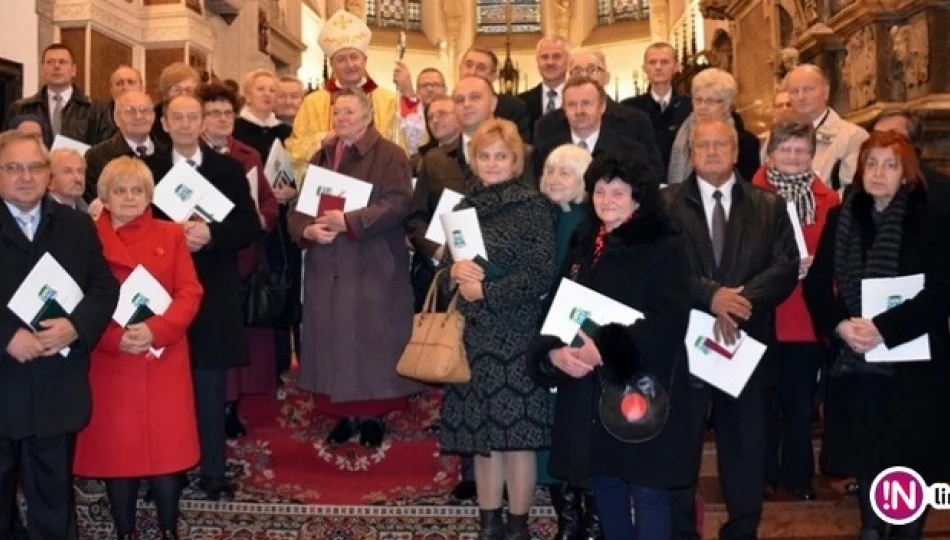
0, 199, 119, 439
144, 146, 261, 369
495, 94, 532, 143
663, 175, 799, 390
533, 99, 666, 180
5, 85, 114, 148
621, 90, 692, 169
812, 108, 869, 191
532, 127, 650, 181
84, 133, 167, 203
517, 83, 554, 135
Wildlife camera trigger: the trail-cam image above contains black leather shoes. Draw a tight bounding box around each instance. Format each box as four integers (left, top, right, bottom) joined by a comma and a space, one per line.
326, 417, 359, 447
359, 418, 385, 449
198, 476, 235, 502
450, 479, 477, 502
548, 483, 583, 539
225, 402, 247, 439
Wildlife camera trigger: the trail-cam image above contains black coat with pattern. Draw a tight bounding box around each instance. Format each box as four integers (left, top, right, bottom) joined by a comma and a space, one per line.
437, 179, 556, 454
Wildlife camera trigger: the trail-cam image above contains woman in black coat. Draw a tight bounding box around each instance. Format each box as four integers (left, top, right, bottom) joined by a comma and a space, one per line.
803, 131, 950, 539
528, 149, 693, 539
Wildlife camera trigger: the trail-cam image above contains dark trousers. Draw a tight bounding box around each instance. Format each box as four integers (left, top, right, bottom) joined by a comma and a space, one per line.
275, 325, 301, 379
193, 367, 228, 480
592, 476, 671, 539
461, 455, 475, 482
764, 343, 824, 490
0, 434, 78, 540
671, 384, 768, 540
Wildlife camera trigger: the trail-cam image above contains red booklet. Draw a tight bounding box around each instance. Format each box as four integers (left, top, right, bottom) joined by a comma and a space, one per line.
317, 194, 345, 217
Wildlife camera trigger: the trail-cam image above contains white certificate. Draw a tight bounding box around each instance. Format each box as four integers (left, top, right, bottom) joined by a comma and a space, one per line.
113, 265, 173, 357
50, 134, 90, 155
264, 139, 296, 188
685, 309, 767, 398
439, 208, 487, 261
424, 189, 465, 246
6, 253, 84, 357
153, 160, 234, 223
246, 166, 259, 207
295, 165, 373, 217
539, 278, 644, 345
787, 202, 809, 259
862, 274, 931, 362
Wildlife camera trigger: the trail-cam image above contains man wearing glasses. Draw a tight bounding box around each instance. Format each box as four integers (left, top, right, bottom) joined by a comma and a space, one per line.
84, 90, 166, 203
532, 46, 665, 178
0, 129, 119, 540
4, 44, 114, 147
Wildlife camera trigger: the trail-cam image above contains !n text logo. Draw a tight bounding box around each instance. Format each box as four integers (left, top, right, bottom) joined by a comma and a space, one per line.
871, 466, 950, 525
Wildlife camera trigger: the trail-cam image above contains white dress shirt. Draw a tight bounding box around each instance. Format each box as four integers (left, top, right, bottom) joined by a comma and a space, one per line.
172, 147, 204, 168
125, 137, 155, 156
462, 133, 472, 164
696, 174, 737, 236
651, 88, 673, 109
543, 82, 566, 111
5, 200, 42, 241
572, 129, 600, 151
48, 86, 73, 113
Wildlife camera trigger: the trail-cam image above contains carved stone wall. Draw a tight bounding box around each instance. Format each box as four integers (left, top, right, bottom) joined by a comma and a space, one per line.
840, 24, 876, 111
729, 0, 773, 135
90, 29, 133, 100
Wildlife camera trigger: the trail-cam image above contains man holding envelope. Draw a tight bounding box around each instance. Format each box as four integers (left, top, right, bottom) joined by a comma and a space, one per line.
0, 130, 119, 539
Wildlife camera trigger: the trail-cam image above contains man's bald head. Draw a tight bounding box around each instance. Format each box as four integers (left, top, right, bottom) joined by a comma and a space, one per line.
115, 90, 155, 141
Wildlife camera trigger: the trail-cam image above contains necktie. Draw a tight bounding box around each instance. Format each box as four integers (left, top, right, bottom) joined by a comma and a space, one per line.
659, 99, 668, 113
711, 190, 726, 266
16, 214, 35, 241
186, 159, 197, 168
577, 140, 588, 150
135, 145, 148, 158
51, 93, 63, 135
545, 89, 558, 114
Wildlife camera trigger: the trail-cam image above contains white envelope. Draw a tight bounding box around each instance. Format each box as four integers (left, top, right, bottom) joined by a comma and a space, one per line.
113, 265, 173, 357
786, 202, 809, 259
7, 253, 84, 357
153, 161, 235, 223
246, 166, 259, 207
264, 139, 296, 188
411, 177, 418, 191
50, 134, 90, 155
424, 189, 465, 246
295, 165, 373, 217
685, 309, 767, 398
862, 274, 931, 362
439, 208, 487, 261
539, 278, 644, 345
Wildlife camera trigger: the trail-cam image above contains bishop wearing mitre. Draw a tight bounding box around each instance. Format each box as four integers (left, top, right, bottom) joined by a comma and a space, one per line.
286, 9, 404, 170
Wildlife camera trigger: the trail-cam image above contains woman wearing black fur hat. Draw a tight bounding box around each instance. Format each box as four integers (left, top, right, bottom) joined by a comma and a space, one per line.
529, 149, 694, 539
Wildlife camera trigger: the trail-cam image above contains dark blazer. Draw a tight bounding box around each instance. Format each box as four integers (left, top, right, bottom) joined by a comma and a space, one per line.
621, 90, 692, 169
663, 175, 799, 389
495, 94, 532, 143
5, 85, 114, 148
802, 188, 950, 482
150, 103, 171, 150
0, 200, 119, 439
528, 209, 695, 489
532, 127, 650, 180
533, 99, 666, 180
144, 145, 261, 369
84, 133, 167, 203
517, 83, 552, 134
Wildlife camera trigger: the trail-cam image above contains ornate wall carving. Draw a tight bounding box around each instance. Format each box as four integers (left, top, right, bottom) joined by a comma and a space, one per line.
841, 25, 876, 111
889, 15, 929, 99
554, 0, 571, 35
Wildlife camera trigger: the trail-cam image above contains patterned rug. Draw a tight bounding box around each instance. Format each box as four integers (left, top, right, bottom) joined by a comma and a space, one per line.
74, 381, 557, 539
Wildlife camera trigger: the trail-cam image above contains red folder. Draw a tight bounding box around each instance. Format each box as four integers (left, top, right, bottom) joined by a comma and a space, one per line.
703, 337, 737, 360
317, 194, 345, 217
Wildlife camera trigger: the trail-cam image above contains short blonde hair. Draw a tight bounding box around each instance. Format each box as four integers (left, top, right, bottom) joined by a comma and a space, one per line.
0, 130, 48, 162
540, 144, 590, 205
159, 63, 200, 98
97, 156, 155, 202
49, 148, 85, 169
469, 118, 526, 178
241, 68, 278, 97
691, 68, 738, 105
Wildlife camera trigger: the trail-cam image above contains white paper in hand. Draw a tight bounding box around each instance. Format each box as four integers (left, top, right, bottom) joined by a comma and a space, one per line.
439, 208, 487, 261
424, 189, 465, 246
7, 253, 84, 357
264, 139, 296, 188
685, 310, 766, 398
153, 161, 234, 223
50, 134, 90, 154
539, 278, 644, 344
246, 166, 259, 207
786, 202, 809, 259
295, 165, 373, 217
862, 274, 931, 362
113, 265, 173, 357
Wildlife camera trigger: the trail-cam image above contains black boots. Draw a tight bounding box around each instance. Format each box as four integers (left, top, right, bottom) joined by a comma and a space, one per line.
506, 513, 530, 540
161, 531, 179, 540
548, 483, 583, 539
479, 508, 505, 540
224, 401, 247, 439
581, 490, 604, 540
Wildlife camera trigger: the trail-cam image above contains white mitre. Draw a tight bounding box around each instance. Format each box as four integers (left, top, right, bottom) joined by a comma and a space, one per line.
318, 9, 372, 59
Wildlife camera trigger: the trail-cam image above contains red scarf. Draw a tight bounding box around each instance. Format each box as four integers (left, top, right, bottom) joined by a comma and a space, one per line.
592, 223, 608, 265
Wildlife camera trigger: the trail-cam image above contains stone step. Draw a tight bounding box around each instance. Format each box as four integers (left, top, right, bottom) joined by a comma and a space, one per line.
699, 438, 822, 478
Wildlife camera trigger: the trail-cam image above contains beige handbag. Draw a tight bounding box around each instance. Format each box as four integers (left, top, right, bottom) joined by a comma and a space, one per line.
396, 272, 471, 383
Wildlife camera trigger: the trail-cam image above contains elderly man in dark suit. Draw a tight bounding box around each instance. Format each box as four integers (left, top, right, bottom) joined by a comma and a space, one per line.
144, 93, 260, 502
534, 46, 665, 179
0, 130, 119, 540
458, 46, 532, 142
518, 36, 572, 132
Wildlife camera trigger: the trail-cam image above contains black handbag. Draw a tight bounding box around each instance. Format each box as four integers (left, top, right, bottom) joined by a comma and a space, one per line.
242, 219, 292, 327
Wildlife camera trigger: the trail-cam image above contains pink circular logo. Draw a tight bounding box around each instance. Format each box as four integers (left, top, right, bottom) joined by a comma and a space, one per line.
870, 467, 928, 525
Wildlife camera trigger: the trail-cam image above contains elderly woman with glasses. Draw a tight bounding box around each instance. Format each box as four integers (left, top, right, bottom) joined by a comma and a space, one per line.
73, 157, 203, 540
667, 68, 760, 184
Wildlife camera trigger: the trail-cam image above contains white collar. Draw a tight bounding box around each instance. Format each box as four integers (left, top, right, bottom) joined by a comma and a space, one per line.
4, 200, 41, 222
543, 82, 566, 96
48, 192, 76, 208
697, 174, 737, 201
651, 88, 673, 104
124, 136, 154, 155
239, 106, 281, 128
48, 86, 73, 106
172, 147, 203, 167
813, 108, 831, 129
572, 129, 600, 150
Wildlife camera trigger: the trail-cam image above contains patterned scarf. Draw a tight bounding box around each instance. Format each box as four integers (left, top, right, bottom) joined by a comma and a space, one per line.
592, 223, 608, 265
830, 188, 909, 377
767, 167, 817, 226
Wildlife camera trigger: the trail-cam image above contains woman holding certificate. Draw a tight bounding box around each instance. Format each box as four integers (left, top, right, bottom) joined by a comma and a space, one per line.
436, 118, 556, 540
73, 157, 204, 540
528, 150, 693, 539
288, 88, 418, 450
803, 131, 950, 538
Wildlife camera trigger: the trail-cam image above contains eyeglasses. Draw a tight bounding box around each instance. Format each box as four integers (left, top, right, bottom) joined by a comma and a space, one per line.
418, 82, 446, 91
569, 65, 606, 77
122, 106, 154, 117
205, 109, 235, 119
0, 162, 49, 176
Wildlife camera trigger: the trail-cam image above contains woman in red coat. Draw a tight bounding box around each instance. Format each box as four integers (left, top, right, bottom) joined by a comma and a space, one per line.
752, 120, 839, 501
73, 157, 204, 540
